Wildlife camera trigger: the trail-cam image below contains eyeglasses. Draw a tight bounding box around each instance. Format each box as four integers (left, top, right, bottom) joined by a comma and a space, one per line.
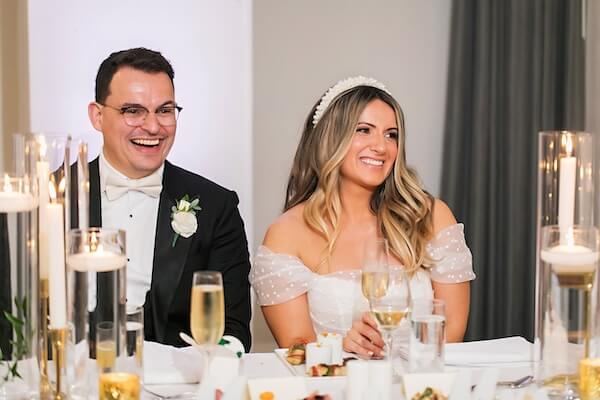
100, 103, 183, 127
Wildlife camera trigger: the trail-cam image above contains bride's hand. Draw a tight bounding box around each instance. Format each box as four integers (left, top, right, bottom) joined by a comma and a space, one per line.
343, 312, 385, 358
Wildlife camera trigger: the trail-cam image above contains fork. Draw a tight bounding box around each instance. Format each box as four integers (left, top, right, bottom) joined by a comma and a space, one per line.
496, 375, 534, 389
471, 375, 534, 392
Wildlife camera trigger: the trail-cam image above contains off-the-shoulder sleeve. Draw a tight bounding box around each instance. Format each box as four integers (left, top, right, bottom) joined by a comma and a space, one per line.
426, 223, 475, 283
250, 246, 315, 306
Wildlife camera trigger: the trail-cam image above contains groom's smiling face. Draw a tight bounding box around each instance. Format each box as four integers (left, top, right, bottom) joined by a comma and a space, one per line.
89, 67, 177, 179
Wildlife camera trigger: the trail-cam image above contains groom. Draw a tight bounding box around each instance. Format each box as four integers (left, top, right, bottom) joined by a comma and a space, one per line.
80, 47, 251, 351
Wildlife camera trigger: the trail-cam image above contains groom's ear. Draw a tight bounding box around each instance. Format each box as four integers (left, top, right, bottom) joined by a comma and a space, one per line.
88, 102, 103, 132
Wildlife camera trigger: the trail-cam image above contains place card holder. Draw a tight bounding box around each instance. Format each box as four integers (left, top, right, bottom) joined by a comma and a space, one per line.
534, 131, 600, 398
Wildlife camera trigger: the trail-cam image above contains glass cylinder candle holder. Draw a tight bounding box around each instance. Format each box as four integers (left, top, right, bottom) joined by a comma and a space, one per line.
536, 226, 599, 398
0, 134, 40, 399
66, 228, 127, 399
535, 131, 600, 399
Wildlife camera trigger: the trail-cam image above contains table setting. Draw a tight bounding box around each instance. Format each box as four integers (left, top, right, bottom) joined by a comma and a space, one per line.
2, 132, 600, 399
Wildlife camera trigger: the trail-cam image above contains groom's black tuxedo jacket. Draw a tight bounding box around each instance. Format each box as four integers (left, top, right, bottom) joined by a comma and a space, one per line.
71, 158, 252, 351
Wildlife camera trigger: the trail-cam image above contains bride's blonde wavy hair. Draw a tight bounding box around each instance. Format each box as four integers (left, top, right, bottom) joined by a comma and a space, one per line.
285, 85, 434, 274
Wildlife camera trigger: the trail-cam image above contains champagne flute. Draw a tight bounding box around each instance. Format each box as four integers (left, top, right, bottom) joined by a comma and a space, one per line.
370, 268, 411, 362
190, 271, 225, 382
361, 238, 390, 306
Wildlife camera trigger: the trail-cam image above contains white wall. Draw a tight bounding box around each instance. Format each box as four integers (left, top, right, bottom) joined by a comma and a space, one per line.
252, 0, 451, 350
253, 0, 451, 247
26, 0, 451, 351
27, 0, 253, 241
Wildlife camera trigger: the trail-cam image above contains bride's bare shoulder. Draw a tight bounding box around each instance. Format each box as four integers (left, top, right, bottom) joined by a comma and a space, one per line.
262, 204, 309, 257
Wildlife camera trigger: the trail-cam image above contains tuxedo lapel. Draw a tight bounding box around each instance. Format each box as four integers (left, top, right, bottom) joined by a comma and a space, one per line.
150, 161, 192, 341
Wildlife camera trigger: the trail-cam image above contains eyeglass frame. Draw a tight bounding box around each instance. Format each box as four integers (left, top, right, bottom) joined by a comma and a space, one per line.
99, 102, 183, 127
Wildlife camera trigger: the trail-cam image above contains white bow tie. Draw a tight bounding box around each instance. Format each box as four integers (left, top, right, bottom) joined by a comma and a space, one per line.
105, 172, 162, 201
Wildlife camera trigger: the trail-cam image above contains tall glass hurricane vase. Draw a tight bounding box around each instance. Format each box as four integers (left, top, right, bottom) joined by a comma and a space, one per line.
535, 131, 600, 399
0, 134, 40, 400
66, 228, 127, 399
33, 133, 90, 399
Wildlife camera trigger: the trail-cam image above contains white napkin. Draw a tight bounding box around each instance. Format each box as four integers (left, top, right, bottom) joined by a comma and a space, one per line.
143, 341, 203, 384
446, 337, 531, 365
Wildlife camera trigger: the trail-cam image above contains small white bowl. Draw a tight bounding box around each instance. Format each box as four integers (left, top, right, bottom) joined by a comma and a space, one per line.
403, 372, 457, 399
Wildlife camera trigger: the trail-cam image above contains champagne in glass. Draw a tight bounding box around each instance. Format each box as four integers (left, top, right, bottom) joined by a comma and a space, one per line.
371, 306, 410, 331
96, 321, 117, 371
190, 283, 225, 345
362, 238, 390, 303
370, 268, 411, 371
190, 271, 225, 383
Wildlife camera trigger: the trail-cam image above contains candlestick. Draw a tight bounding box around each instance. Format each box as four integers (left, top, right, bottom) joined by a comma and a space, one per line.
47, 201, 66, 328
558, 135, 576, 231
50, 327, 68, 400
38, 160, 50, 279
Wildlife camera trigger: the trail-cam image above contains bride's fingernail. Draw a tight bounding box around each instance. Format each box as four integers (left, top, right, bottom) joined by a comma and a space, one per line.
367, 351, 374, 357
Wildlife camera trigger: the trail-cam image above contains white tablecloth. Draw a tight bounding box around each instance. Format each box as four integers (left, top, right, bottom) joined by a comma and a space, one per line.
145, 351, 537, 399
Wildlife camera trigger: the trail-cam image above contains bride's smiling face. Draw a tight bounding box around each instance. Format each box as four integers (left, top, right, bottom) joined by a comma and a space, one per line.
339, 99, 399, 191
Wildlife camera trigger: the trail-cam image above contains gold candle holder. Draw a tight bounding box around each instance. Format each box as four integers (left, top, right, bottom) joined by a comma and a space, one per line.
50, 327, 68, 400
39, 278, 52, 399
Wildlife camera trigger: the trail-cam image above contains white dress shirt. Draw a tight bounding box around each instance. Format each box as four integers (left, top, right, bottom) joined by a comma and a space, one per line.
99, 152, 163, 307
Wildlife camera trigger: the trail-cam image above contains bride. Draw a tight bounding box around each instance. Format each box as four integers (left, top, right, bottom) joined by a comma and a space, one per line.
250, 77, 475, 358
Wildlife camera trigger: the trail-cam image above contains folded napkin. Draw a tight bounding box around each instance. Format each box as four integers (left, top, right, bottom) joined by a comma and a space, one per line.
445, 336, 532, 365
143, 341, 203, 384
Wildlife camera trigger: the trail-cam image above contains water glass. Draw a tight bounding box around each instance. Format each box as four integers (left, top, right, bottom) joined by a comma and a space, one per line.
409, 299, 446, 372
124, 305, 144, 378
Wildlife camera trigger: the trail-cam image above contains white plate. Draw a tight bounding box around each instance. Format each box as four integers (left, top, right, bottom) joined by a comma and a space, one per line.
274, 348, 354, 379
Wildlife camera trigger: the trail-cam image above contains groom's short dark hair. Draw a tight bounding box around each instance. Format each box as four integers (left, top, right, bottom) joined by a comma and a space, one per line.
95, 47, 175, 103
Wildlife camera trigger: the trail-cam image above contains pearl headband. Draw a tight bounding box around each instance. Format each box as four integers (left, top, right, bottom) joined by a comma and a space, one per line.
312, 76, 391, 126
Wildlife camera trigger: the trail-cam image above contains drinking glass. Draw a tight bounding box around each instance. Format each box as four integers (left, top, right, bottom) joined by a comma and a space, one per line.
99, 372, 140, 400
361, 238, 390, 306
96, 322, 117, 373
191, 271, 225, 345
370, 268, 411, 362
124, 306, 144, 378
409, 299, 446, 372
190, 271, 225, 382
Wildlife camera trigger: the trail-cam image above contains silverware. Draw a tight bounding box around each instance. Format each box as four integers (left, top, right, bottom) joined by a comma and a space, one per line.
143, 386, 196, 400
496, 375, 534, 389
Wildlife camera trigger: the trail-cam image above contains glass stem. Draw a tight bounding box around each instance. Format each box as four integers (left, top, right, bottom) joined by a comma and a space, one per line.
201, 346, 212, 384
384, 331, 394, 360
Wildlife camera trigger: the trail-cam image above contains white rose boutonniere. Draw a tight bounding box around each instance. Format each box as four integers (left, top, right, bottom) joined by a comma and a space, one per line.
171, 195, 201, 247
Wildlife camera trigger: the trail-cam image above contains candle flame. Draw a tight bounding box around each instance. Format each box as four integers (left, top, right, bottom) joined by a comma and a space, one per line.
48, 179, 57, 202
562, 134, 573, 157
58, 177, 66, 194
3, 174, 11, 193
38, 136, 47, 158
90, 231, 99, 252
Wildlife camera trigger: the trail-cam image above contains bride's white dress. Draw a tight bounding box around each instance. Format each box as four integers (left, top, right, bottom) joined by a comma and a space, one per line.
250, 223, 475, 336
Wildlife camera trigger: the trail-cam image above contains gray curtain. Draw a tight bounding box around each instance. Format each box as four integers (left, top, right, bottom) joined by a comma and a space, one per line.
442, 0, 585, 341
